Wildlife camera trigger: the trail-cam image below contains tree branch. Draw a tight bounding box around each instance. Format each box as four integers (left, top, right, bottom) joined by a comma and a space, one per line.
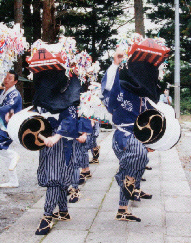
116, 17, 134, 29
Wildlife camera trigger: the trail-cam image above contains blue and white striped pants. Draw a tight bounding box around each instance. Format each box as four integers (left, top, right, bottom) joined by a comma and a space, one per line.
71, 139, 89, 189
112, 133, 149, 206
44, 186, 68, 215
37, 137, 74, 215
87, 121, 100, 151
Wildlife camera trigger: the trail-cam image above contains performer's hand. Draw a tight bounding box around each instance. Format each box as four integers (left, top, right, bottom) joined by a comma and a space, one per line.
44, 134, 62, 147
113, 48, 124, 65
76, 132, 87, 143
5, 109, 14, 123
91, 119, 95, 127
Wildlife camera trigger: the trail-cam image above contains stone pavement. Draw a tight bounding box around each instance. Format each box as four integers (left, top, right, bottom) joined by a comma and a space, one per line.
0, 130, 191, 243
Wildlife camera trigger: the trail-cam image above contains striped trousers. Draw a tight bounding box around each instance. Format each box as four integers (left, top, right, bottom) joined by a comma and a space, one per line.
88, 121, 100, 151
112, 133, 149, 206
37, 137, 74, 215
44, 186, 68, 216
71, 139, 89, 189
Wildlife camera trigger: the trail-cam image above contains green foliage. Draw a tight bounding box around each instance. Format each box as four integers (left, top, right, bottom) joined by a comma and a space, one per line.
146, 0, 191, 92
56, 0, 125, 72
0, 0, 14, 26
180, 88, 191, 114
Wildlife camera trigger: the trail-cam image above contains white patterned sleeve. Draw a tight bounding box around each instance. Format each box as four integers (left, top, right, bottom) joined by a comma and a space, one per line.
105, 63, 119, 91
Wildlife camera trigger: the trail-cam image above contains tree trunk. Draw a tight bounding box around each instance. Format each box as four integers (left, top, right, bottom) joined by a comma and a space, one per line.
33, 0, 42, 42
23, 0, 32, 44
14, 0, 24, 101
134, 0, 145, 37
42, 0, 58, 43
91, 6, 97, 62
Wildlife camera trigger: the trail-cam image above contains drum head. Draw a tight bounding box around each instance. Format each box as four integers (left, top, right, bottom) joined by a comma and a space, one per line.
134, 109, 166, 144
18, 115, 52, 151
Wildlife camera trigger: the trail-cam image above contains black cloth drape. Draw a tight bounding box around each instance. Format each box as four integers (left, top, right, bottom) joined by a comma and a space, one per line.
119, 61, 161, 103
33, 70, 81, 113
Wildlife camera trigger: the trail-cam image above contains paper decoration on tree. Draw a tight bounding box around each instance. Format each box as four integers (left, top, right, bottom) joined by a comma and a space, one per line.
0, 23, 29, 84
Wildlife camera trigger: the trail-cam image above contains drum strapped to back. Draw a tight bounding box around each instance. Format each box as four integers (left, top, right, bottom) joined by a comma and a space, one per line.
133, 98, 181, 151
7, 106, 52, 151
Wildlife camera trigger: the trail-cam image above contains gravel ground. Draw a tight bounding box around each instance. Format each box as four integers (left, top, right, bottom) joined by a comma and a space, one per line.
176, 116, 191, 189
0, 142, 45, 234
0, 118, 191, 235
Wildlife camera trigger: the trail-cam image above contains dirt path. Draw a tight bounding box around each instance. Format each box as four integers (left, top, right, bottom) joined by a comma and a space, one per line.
176, 115, 191, 189
0, 143, 44, 234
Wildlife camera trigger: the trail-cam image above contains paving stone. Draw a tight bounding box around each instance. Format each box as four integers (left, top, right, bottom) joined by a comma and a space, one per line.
161, 181, 191, 196
127, 231, 164, 243
68, 188, 105, 209
164, 196, 191, 212
54, 208, 97, 231
165, 236, 191, 243
86, 232, 128, 243
42, 229, 88, 243
90, 211, 128, 235
166, 212, 191, 237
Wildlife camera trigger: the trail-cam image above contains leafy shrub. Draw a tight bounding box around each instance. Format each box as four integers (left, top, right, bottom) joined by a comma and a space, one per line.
180, 88, 191, 114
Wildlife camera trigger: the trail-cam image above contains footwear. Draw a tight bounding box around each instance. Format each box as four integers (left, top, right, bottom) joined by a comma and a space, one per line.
89, 146, 100, 164
67, 187, 75, 196
35, 215, 53, 235
84, 171, 92, 178
122, 176, 135, 200
79, 173, 86, 185
145, 166, 152, 170
52, 211, 71, 221
69, 189, 80, 203
89, 158, 99, 164
9, 154, 20, 171
0, 182, 19, 188
115, 210, 141, 222
132, 189, 141, 201
80, 171, 92, 180
141, 178, 146, 181
140, 191, 152, 199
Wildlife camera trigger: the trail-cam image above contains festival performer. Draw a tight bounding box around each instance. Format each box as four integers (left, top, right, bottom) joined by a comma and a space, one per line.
33, 69, 93, 235
89, 120, 100, 164
78, 81, 104, 165
100, 34, 170, 221
0, 71, 22, 188
68, 80, 102, 202
25, 37, 99, 235
68, 117, 100, 203
78, 120, 96, 184
68, 117, 93, 203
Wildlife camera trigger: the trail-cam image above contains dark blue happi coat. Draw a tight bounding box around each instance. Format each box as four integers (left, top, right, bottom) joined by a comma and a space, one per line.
36, 104, 93, 188
0, 87, 22, 150
101, 67, 152, 150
